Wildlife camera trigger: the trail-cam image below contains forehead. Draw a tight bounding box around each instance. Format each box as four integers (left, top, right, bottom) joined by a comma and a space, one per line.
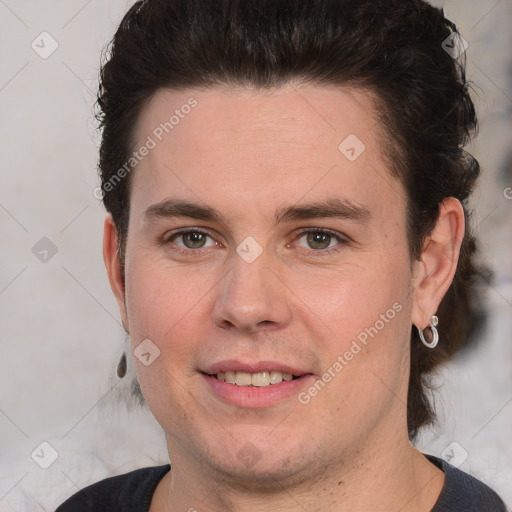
129, 84, 404, 223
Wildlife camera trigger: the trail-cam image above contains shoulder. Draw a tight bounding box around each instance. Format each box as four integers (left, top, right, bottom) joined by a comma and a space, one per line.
55, 465, 170, 512
426, 455, 508, 512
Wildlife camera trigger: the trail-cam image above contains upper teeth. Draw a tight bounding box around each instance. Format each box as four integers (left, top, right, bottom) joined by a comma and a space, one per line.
215, 371, 295, 387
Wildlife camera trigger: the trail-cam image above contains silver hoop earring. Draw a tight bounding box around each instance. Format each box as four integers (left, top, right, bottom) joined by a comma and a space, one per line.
418, 315, 439, 349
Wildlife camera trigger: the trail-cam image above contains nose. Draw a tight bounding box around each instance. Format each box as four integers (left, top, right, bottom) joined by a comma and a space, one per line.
212, 250, 292, 333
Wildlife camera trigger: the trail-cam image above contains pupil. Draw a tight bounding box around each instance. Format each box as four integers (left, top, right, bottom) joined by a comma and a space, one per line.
185, 232, 206, 248
307, 232, 331, 250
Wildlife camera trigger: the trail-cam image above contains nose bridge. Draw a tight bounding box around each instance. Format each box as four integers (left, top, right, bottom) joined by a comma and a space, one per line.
213, 246, 291, 332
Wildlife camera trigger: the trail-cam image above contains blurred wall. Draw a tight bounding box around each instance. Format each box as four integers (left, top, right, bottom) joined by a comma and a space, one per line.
1, 1, 511, 510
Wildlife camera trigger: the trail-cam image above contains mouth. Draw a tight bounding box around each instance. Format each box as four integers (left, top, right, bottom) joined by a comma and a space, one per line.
200, 361, 315, 407
201, 360, 312, 388
207, 370, 302, 387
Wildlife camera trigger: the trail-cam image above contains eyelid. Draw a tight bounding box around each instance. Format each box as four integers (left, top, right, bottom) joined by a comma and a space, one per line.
293, 226, 349, 241
162, 227, 223, 254
161, 226, 350, 256
165, 227, 215, 241
292, 227, 350, 254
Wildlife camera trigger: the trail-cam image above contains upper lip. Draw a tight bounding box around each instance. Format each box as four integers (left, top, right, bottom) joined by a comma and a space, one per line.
202, 360, 311, 376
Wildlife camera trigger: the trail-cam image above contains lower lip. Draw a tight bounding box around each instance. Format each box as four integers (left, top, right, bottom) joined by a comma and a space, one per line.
202, 373, 315, 408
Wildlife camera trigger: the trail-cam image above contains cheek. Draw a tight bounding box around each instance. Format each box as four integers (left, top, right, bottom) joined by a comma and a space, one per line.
295, 288, 411, 444
124, 257, 222, 390
124, 253, 212, 341
289, 253, 410, 341
124, 262, 210, 429
289, 253, 412, 406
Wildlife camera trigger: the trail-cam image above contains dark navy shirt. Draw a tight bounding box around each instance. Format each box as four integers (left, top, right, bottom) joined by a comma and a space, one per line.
56, 455, 508, 511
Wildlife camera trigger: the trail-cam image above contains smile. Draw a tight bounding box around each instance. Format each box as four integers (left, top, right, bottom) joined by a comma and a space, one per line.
213, 371, 300, 387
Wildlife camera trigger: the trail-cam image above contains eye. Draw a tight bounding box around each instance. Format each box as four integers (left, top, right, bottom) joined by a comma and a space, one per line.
295, 229, 346, 252
167, 229, 218, 250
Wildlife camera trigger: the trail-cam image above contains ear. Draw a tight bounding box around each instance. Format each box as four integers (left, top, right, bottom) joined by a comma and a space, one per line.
103, 215, 129, 332
411, 197, 465, 331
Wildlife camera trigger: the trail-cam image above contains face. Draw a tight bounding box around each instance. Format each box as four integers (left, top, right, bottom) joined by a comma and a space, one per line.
113, 84, 418, 484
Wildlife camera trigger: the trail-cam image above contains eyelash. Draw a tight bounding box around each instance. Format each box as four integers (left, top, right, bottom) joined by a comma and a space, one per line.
162, 227, 348, 257
162, 228, 220, 257
293, 227, 348, 256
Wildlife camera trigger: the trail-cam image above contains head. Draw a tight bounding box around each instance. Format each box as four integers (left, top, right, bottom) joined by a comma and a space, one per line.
99, 0, 483, 483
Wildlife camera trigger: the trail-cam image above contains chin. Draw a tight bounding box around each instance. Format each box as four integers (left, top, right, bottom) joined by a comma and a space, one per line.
184, 427, 316, 486
209, 454, 311, 489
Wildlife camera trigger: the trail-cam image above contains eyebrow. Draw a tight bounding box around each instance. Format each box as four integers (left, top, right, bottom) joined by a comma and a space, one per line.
143, 199, 221, 223
142, 198, 371, 225
274, 198, 371, 224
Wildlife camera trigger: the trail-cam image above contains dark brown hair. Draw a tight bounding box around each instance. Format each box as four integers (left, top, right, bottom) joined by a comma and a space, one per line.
97, 0, 485, 439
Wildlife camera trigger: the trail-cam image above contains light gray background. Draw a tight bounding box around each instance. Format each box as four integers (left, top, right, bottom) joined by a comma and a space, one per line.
1, 1, 511, 510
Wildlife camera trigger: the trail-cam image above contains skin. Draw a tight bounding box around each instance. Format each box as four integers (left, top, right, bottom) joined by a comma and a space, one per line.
103, 84, 465, 511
